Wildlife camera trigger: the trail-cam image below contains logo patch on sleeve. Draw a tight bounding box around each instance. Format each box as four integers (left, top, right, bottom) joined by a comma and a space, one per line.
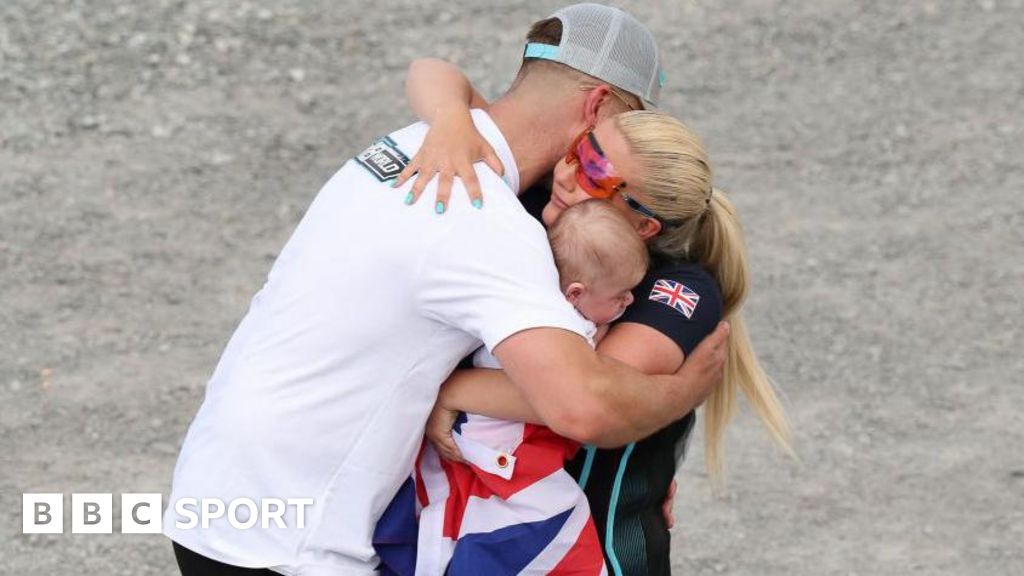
355, 136, 409, 182
648, 279, 700, 318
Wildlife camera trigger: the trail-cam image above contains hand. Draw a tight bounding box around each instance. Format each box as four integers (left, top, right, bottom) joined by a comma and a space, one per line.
425, 403, 466, 463
677, 321, 730, 405
394, 104, 504, 213
662, 478, 677, 529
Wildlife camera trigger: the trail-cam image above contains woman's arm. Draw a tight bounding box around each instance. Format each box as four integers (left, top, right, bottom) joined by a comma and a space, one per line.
396, 58, 503, 211
596, 322, 685, 374
404, 58, 489, 121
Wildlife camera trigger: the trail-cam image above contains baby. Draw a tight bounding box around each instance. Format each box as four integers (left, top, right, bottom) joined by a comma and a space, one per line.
548, 198, 647, 328
411, 199, 649, 576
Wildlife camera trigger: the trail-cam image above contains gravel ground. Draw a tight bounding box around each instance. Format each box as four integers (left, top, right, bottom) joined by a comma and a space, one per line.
2, 1, 1022, 574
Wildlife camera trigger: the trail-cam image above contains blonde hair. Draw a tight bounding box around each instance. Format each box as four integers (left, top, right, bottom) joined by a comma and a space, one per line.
547, 199, 649, 292
616, 111, 794, 487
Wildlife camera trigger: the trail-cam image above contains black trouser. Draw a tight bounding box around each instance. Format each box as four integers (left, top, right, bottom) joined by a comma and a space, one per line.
172, 542, 279, 576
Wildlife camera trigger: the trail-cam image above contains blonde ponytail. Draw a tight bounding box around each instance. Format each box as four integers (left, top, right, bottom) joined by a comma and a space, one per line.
693, 189, 794, 488
616, 111, 794, 487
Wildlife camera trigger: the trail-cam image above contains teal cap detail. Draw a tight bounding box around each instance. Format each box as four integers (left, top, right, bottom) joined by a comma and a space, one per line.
524, 42, 560, 61
658, 71, 666, 89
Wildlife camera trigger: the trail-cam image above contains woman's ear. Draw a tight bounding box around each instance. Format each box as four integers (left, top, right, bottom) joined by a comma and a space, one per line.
564, 282, 586, 305
636, 217, 662, 241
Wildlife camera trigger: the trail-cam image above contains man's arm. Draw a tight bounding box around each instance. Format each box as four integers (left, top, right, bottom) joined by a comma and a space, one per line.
493, 322, 729, 447
435, 323, 691, 428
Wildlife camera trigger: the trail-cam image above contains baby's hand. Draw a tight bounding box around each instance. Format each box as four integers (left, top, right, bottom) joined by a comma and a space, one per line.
393, 105, 504, 214
425, 402, 466, 463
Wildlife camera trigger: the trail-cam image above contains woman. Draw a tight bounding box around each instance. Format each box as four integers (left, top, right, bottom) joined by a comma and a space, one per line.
396, 61, 794, 576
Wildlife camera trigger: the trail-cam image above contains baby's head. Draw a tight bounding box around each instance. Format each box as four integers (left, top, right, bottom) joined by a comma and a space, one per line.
547, 199, 649, 325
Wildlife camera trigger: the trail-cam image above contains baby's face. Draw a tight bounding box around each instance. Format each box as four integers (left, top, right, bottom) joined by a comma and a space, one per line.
572, 280, 636, 326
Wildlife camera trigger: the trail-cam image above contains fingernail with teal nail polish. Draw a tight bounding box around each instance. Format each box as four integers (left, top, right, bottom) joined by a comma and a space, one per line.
390, 179, 399, 188
435, 201, 446, 214
472, 198, 483, 210
404, 192, 414, 205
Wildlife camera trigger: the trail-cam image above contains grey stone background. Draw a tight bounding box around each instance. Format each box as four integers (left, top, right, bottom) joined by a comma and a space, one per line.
1, 0, 1021, 574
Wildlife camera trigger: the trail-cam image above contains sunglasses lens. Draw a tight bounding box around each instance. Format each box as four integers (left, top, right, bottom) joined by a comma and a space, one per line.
565, 128, 624, 199
575, 167, 613, 198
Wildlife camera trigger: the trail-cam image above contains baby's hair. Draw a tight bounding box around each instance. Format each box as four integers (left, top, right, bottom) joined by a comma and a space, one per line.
547, 199, 649, 292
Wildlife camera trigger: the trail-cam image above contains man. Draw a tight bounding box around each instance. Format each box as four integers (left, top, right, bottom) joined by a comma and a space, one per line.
164, 4, 729, 575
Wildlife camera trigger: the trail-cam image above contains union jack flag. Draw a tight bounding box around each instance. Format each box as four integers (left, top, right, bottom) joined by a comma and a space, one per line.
374, 417, 606, 576
649, 279, 700, 318
374, 348, 607, 576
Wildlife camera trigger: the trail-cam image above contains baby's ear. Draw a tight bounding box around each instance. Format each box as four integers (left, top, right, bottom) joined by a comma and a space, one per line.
564, 282, 586, 305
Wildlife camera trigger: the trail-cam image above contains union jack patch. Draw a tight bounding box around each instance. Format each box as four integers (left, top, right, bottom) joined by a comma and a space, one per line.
649, 279, 700, 318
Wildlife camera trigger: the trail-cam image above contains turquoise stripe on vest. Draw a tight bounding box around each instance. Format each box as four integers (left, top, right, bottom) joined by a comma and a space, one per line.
605, 442, 637, 576
576, 444, 598, 489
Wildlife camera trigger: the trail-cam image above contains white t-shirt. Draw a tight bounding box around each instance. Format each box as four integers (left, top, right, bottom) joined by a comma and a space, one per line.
163, 110, 591, 575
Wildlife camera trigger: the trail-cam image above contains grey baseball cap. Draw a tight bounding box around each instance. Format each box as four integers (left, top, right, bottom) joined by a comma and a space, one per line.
523, 3, 665, 109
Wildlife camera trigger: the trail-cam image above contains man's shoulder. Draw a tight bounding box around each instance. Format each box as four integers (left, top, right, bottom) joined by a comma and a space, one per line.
441, 172, 544, 236
460, 195, 546, 237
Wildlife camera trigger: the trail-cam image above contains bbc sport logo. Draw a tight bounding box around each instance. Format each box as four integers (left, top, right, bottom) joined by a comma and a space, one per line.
23, 493, 160, 534
22, 493, 314, 534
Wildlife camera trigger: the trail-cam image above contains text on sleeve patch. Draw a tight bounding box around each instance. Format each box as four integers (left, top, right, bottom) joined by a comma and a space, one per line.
355, 136, 409, 182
